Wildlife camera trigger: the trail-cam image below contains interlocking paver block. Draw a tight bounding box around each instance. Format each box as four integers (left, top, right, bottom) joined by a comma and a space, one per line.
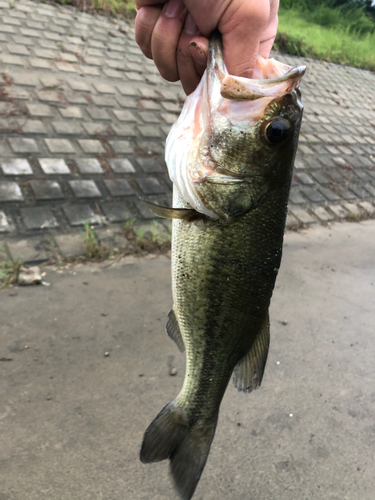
318, 186, 340, 202
289, 207, 315, 224
101, 202, 134, 222
109, 141, 134, 154
8, 138, 39, 153
52, 121, 83, 135
109, 159, 136, 174
78, 140, 105, 153
63, 204, 98, 226
329, 205, 348, 219
0, 211, 12, 233
299, 187, 326, 203
91, 95, 116, 107
55, 233, 86, 257
69, 180, 101, 198
83, 122, 113, 135
0, 182, 24, 201
6, 237, 52, 263
117, 84, 138, 96
104, 179, 134, 197
31, 181, 65, 200
44, 139, 75, 154
344, 203, 361, 216
39, 158, 71, 174
94, 82, 116, 94
87, 108, 111, 120
113, 109, 137, 122
21, 207, 59, 230
27, 103, 54, 117
139, 125, 162, 138
67, 79, 92, 92
75, 159, 104, 174
136, 158, 164, 173
359, 201, 375, 215
59, 107, 83, 119
112, 124, 138, 137
1, 159, 33, 175
136, 177, 165, 195
22, 120, 49, 135
311, 206, 334, 222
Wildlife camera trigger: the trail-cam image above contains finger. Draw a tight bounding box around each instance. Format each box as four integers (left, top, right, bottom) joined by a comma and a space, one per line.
151, 0, 187, 82
177, 14, 201, 95
135, 6, 163, 59
189, 36, 208, 78
219, 0, 271, 78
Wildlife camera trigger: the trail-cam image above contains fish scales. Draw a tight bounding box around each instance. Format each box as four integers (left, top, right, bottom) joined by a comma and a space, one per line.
140, 32, 305, 500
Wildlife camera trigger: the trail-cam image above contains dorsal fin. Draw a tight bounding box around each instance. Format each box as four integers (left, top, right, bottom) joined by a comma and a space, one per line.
166, 309, 185, 353
233, 312, 270, 392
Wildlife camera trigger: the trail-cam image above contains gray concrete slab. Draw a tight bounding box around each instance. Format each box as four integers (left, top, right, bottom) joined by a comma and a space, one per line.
0, 221, 374, 500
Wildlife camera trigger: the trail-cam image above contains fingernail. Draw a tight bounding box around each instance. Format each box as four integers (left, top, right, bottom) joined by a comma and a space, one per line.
184, 13, 199, 35
164, 0, 185, 18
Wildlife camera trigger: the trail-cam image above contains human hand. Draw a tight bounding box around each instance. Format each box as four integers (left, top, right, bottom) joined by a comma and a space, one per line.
135, 0, 279, 95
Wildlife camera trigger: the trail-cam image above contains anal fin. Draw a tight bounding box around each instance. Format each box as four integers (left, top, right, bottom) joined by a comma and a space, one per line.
166, 309, 185, 353
233, 312, 270, 393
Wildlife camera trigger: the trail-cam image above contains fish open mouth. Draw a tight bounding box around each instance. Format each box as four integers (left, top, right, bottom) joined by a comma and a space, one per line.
165, 32, 306, 218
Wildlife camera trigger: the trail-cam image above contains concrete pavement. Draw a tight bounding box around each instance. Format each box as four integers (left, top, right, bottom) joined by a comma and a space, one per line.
1, 220, 374, 500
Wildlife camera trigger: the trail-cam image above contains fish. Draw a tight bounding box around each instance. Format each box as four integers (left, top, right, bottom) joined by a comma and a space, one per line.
140, 32, 305, 500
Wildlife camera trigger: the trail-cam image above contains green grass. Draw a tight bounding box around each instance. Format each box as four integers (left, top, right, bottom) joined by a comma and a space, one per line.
276, 7, 375, 71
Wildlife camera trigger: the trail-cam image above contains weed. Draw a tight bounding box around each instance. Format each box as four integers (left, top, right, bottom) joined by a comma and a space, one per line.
0, 260, 23, 288
123, 219, 171, 254
83, 223, 111, 260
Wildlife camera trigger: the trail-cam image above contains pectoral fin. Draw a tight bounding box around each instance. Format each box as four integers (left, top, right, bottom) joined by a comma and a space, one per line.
166, 309, 185, 353
143, 200, 201, 221
233, 312, 270, 393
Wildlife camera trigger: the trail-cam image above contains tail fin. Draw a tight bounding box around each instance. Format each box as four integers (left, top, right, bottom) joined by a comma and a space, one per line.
140, 401, 218, 500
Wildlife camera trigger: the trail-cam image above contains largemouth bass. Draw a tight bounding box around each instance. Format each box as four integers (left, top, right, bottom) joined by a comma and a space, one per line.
141, 33, 305, 500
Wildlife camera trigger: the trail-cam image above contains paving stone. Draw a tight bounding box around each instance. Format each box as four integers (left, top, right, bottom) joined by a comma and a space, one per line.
116, 96, 138, 109
52, 121, 83, 135
39, 158, 71, 174
138, 112, 159, 124
80, 66, 101, 76
1, 54, 25, 66
30, 56, 54, 68
75, 158, 104, 174
55, 233, 86, 257
33, 48, 56, 59
8, 137, 39, 153
133, 199, 158, 220
136, 158, 164, 173
94, 82, 116, 94
112, 124, 138, 137
310, 171, 331, 185
364, 184, 375, 196
289, 188, 305, 205
136, 177, 165, 195
161, 113, 178, 125
113, 109, 137, 122
95, 227, 132, 250
109, 141, 134, 154
26, 103, 54, 117
63, 204, 98, 226
318, 186, 340, 202
6, 237, 52, 263
329, 205, 348, 219
38, 90, 63, 103
161, 101, 181, 113
7, 43, 29, 55
87, 108, 111, 120
289, 207, 315, 224
1, 159, 33, 175
101, 202, 134, 222
82, 122, 113, 135
140, 100, 161, 111
343, 203, 361, 216
349, 185, 369, 199
44, 139, 75, 154
91, 95, 117, 107
0, 211, 13, 233
138, 125, 162, 138
117, 84, 138, 96
55, 62, 77, 73
59, 106, 84, 119
69, 180, 101, 198
104, 179, 134, 197
108, 159, 135, 174
78, 139, 105, 153
30, 181, 64, 201
311, 206, 334, 222
21, 207, 59, 230
67, 79, 92, 92
359, 201, 375, 215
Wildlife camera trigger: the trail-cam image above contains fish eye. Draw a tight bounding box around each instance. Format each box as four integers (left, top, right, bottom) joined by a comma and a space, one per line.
264, 118, 291, 145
